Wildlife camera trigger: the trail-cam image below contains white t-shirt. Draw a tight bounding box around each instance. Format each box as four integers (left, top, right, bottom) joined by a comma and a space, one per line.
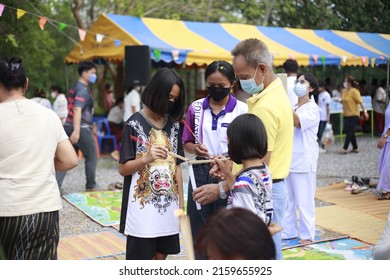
31, 97, 53, 110
290, 100, 320, 173
0, 99, 67, 216
53, 93, 68, 123
287, 75, 298, 108
318, 90, 331, 121
123, 89, 141, 122
107, 105, 124, 124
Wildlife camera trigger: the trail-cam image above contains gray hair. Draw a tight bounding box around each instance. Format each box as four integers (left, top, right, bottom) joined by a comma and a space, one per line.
231, 39, 273, 69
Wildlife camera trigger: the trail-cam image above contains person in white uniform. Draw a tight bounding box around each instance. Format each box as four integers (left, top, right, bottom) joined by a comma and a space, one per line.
281, 72, 320, 244
282, 59, 299, 108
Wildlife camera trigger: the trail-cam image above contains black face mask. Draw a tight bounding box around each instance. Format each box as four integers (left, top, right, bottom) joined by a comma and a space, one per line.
207, 87, 230, 102
167, 100, 176, 115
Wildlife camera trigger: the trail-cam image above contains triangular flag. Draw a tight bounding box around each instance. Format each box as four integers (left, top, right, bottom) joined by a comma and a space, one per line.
0, 4, 5, 17
371, 57, 375, 68
289, 54, 295, 59
379, 56, 384, 60
312, 55, 318, 65
153, 49, 161, 60
78, 29, 86, 41
96, 33, 104, 43
361, 56, 367, 66
342, 56, 347, 63
58, 22, 68, 31
17, 9, 26, 19
114, 39, 121, 47
39, 16, 47, 30
171, 49, 180, 61
320, 55, 325, 65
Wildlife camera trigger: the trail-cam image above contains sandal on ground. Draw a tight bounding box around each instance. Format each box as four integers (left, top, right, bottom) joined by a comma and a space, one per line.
108, 183, 116, 191
339, 149, 348, 154
351, 187, 363, 194
350, 149, 359, 153
114, 182, 123, 190
377, 192, 390, 200
299, 239, 313, 245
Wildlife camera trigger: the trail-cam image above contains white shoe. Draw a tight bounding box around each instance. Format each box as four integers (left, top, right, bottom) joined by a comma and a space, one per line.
319, 148, 326, 154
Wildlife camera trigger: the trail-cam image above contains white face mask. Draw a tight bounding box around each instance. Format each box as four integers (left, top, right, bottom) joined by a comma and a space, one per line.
293, 82, 308, 97
343, 82, 348, 88
51, 92, 56, 99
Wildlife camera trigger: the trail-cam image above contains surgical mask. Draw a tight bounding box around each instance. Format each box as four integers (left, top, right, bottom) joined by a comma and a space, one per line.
343, 82, 348, 88
207, 87, 230, 102
51, 91, 56, 99
167, 100, 176, 115
239, 66, 264, 95
88, 73, 97, 84
293, 82, 308, 97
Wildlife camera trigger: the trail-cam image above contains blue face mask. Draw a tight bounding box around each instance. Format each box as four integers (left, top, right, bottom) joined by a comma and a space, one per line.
239, 66, 264, 95
293, 82, 308, 97
88, 73, 97, 84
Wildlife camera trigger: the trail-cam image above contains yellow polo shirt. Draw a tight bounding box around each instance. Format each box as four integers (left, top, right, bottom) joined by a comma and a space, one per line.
246, 78, 293, 179
341, 88, 363, 117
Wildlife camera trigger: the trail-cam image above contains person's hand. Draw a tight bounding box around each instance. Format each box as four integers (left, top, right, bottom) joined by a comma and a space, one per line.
268, 223, 283, 235
143, 145, 168, 164
194, 144, 209, 157
212, 156, 233, 181
192, 183, 219, 205
377, 137, 387, 149
69, 131, 80, 144
363, 111, 369, 120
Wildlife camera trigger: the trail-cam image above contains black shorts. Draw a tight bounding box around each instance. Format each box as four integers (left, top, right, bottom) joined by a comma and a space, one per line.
126, 233, 180, 260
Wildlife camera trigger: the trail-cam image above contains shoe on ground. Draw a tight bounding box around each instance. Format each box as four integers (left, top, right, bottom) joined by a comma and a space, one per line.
339, 149, 348, 154
350, 149, 359, 153
377, 192, 390, 200
319, 148, 326, 154
351, 187, 363, 194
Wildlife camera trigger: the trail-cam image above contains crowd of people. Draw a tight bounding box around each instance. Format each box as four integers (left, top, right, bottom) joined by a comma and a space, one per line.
1, 37, 389, 261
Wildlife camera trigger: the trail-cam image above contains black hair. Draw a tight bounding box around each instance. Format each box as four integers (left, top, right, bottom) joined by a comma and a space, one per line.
0, 57, 27, 91
227, 113, 268, 164
114, 96, 124, 106
105, 83, 112, 91
141, 68, 185, 121
34, 88, 46, 98
318, 81, 326, 88
297, 72, 319, 92
50, 85, 62, 93
205, 60, 236, 84
282, 59, 298, 73
196, 207, 276, 260
77, 61, 97, 76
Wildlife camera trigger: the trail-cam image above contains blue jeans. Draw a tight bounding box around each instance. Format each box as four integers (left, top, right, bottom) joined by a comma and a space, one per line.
272, 180, 288, 260
187, 163, 227, 259
56, 126, 97, 189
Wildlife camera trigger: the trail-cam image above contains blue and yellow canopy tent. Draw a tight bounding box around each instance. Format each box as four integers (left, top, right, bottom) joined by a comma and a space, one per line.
65, 13, 390, 69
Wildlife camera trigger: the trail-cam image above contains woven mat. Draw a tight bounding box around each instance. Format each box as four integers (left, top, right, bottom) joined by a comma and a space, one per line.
315, 183, 389, 244
282, 237, 373, 260
58, 231, 126, 260
63, 191, 122, 227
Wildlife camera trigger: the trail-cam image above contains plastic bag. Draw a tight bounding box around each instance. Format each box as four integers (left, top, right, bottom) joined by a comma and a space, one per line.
322, 123, 334, 146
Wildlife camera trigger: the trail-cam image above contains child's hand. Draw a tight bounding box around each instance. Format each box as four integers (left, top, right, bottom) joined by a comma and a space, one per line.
268, 223, 283, 235
214, 156, 232, 178
144, 145, 169, 163
194, 144, 209, 157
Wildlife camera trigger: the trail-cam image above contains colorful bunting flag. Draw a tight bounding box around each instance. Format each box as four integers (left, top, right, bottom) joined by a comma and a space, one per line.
320, 56, 325, 65
114, 39, 121, 47
171, 49, 180, 61
289, 54, 294, 59
0, 4, 5, 16
58, 22, 68, 31
342, 56, 347, 63
78, 29, 86, 41
96, 33, 104, 43
361, 56, 367, 66
39, 16, 47, 30
371, 57, 375, 68
312, 55, 318, 65
153, 49, 161, 60
17, 9, 26, 19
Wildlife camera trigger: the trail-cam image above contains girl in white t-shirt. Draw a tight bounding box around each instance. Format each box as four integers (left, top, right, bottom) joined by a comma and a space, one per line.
281, 72, 320, 244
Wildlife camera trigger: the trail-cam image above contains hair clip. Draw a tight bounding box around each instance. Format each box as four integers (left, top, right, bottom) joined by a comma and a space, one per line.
218, 66, 225, 70
10, 62, 20, 71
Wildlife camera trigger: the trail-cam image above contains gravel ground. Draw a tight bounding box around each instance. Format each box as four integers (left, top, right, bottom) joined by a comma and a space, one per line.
59, 135, 382, 238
